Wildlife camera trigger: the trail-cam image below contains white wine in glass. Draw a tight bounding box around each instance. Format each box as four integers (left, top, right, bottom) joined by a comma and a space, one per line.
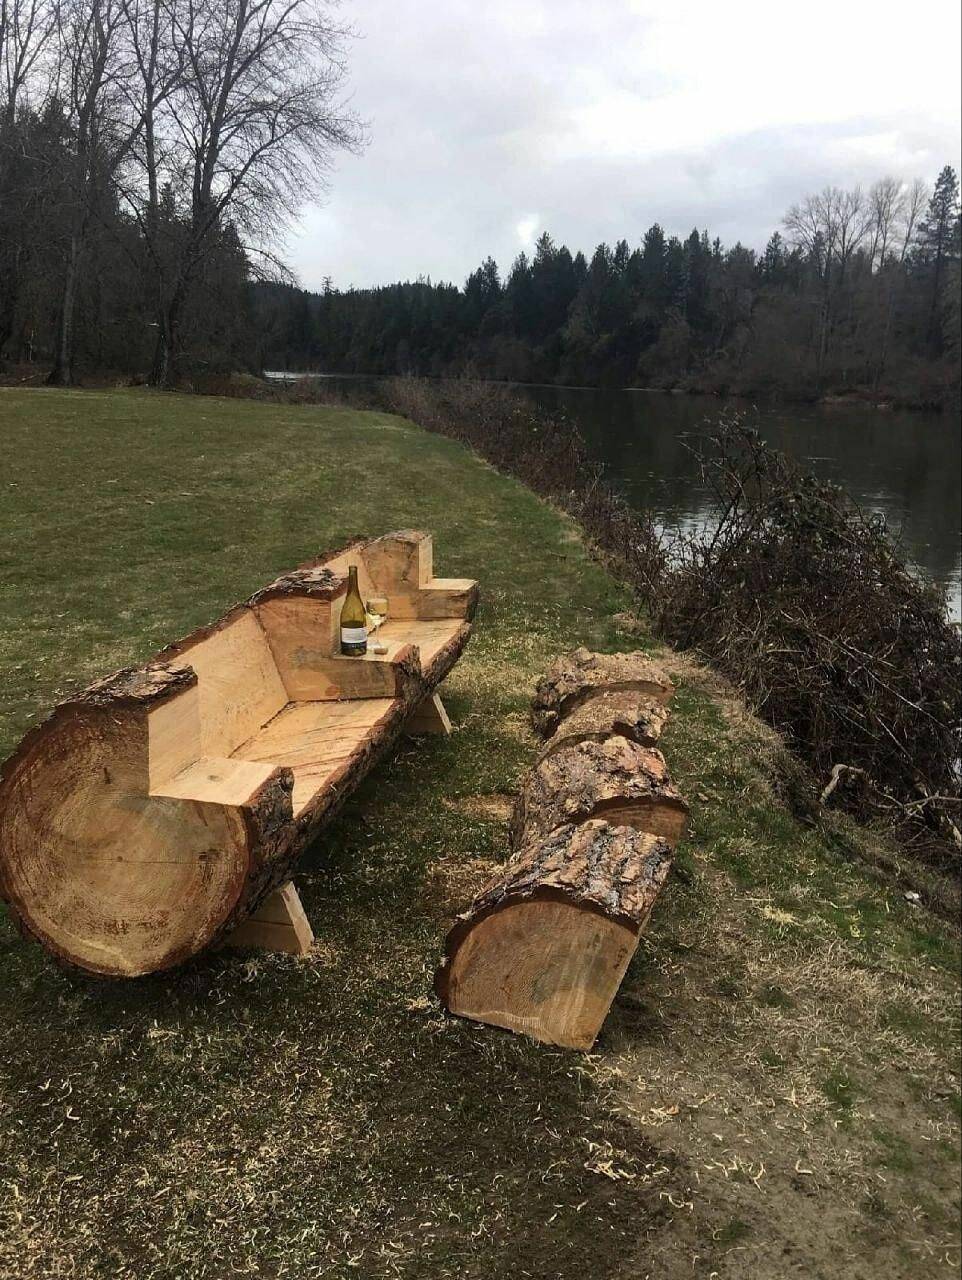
366, 596, 389, 654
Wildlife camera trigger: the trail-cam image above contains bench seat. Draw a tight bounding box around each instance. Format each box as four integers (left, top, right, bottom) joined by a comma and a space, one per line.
232, 697, 396, 816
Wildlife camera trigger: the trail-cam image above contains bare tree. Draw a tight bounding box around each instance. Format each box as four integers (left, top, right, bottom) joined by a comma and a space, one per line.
873, 178, 929, 388
897, 177, 928, 265
46, 0, 144, 383
123, 0, 364, 385
1, 0, 60, 357
784, 185, 871, 381
1, 0, 57, 124
867, 177, 904, 270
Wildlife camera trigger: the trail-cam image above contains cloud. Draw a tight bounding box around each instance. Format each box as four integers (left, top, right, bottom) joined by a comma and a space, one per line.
285, 0, 962, 290
516, 215, 540, 250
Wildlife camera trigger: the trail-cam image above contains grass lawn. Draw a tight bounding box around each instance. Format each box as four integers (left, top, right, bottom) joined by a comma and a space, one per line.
0, 387, 959, 1279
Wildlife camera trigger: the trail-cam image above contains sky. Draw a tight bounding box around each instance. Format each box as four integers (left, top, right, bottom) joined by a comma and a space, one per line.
286, 0, 962, 293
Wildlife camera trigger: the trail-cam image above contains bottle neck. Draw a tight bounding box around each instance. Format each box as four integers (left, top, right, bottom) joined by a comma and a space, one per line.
347, 565, 359, 592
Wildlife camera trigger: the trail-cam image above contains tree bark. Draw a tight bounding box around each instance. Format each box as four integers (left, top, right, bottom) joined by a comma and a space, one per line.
435, 820, 673, 1050
512, 737, 689, 850
537, 689, 670, 762
531, 647, 674, 737
47, 232, 81, 386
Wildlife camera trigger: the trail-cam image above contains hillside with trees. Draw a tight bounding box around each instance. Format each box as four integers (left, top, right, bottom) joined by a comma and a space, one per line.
255, 169, 961, 409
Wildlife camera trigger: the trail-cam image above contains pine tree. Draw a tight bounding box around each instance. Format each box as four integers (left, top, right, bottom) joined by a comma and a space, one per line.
915, 165, 961, 354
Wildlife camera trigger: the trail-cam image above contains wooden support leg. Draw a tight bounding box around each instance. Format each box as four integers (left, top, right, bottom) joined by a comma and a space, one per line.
408, 691, 452, 736
224, 881, 314, 956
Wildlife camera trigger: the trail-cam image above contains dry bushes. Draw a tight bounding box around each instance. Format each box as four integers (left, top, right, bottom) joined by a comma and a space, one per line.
652, 420, 961, 869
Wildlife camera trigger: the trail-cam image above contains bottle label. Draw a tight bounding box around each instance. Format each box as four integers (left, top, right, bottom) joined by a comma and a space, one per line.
340, 626, 367, 655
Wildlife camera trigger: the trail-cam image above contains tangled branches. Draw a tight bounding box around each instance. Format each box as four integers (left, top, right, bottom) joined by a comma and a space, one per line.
650, 419, 961, 867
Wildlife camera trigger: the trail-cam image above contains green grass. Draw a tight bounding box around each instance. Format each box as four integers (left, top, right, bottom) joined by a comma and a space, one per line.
821, 1065, 861, 1114
0, 387, 959, 1280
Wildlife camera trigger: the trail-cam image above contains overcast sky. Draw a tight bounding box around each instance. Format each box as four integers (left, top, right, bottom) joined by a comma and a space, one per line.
286, 0, 962, 293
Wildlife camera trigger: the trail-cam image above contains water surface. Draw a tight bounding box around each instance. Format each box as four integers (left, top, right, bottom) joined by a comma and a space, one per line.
277, 373, 961, 622
520, 387, 961, 622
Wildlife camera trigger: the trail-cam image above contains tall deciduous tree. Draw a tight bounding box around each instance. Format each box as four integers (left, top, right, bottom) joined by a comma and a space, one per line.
46, 0, 148, 384
1, 0, 59, 355
128, 0, 363, 385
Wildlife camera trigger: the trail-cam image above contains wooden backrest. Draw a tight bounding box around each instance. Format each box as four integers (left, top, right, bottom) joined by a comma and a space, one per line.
325, 532, 434, 623
164, 609, 288, 758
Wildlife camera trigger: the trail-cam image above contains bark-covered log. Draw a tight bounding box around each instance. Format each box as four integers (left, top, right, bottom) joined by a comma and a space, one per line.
538, 690, 670, 762
531, 647, 674, 736
435, 819, 673, 1050
511, 737, 689, 851
0, 531, 475, 977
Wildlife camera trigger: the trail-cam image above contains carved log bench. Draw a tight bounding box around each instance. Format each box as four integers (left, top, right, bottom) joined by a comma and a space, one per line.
0, 531, 477, 977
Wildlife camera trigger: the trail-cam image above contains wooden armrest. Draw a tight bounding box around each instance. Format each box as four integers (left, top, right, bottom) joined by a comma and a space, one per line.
417, 578, 479, 621
150, 756, 283, 806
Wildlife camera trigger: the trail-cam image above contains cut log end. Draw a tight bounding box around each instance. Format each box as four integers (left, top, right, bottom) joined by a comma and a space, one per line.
0, 705, 257, 977
436, 821, 673, 1051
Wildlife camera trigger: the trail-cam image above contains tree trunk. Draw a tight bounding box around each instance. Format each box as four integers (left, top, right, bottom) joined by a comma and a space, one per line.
537, 689, 670, 762
436, 647, 686, 1050
151, 288, 185, 388
435, 820, 673, 1050
47, 232, 81, 386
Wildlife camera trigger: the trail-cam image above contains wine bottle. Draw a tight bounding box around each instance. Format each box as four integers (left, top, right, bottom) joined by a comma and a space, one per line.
340, 564, 368, 656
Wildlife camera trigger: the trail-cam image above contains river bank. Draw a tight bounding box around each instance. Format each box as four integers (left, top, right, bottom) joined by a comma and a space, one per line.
0, 387, 958, 1278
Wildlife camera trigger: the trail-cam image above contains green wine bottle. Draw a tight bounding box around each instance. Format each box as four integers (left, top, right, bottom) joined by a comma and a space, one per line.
340, 565, 368, 656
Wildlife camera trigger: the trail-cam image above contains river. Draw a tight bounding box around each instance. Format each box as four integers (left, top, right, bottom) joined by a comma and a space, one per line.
518, 387, 961, 623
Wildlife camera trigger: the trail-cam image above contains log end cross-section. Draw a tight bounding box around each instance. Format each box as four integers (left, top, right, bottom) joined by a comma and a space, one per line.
436, 820, 673, 1051
0, 670, 291, 977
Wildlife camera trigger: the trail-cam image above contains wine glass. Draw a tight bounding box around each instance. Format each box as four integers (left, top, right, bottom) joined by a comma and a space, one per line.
366, 596, 389, 654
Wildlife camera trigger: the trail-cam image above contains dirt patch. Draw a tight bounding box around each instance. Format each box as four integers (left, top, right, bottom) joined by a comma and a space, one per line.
602, 909, 961, 1278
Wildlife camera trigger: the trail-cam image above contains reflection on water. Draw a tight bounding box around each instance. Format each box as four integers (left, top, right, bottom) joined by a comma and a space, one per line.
521, 387, 962, 623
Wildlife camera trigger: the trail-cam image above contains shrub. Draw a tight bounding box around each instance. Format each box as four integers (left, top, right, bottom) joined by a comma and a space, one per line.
652, 420, 961, 867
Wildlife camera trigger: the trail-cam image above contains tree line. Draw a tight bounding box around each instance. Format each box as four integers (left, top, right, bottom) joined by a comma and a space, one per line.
256, 167, 961, 408
0, 0, 362, 385
2, 1, 958, 407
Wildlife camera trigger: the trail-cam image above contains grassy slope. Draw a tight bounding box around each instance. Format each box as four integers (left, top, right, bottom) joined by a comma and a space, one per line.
0, 387, 958, 1280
